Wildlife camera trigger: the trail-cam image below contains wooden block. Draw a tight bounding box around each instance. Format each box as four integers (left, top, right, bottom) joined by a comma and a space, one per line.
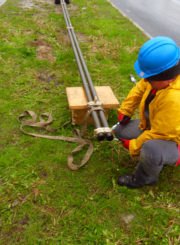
66, 86, 119, 110
66, 86, 119, 125
71, 108, 109, 125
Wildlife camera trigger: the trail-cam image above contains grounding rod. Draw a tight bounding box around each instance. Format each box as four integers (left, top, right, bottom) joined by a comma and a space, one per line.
56, 0, 113, 141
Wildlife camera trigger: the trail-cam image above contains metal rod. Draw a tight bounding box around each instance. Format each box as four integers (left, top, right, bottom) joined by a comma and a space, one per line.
62, 2, 111, 133
61, 1, 105, 140
60, 0, 113, 140
61, 4, 102, 126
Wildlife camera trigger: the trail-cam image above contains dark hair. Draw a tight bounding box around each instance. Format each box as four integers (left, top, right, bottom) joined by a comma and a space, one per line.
147, 60, 180, 82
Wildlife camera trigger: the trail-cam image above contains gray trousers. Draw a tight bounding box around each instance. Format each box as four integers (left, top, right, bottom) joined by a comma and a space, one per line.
113, 120, 179, 183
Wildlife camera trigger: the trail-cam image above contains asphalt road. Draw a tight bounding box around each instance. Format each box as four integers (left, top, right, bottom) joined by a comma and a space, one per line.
0, 0, 6, 7
110, 0, 180, 45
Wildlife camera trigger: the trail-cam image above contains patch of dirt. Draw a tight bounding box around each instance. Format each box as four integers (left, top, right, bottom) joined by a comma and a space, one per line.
68, 4, 79, 12
20, 0, 35, 9
38, 71, 56, 84
19, 215, 30, 226
20, 0, 53, 9
37, 71, 64, 87
56, 29, 70, 44
23, 29, 34, 36
38, 0, 53, 4
20, 0, 34, 9
55, 5, 62, 14
28, 39, 55, 62
76, 33, 88, 43
37, 45, 54, 62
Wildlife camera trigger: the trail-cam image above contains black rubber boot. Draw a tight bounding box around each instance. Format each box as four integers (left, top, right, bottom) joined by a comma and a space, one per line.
55, 0, 70, 4
117, 173, 157, 188
55, 0, 60, 4
117, 164, 158, 188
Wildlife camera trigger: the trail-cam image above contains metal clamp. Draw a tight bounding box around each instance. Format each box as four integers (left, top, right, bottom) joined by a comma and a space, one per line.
87, 100, 103, 107
94, 127, 112, 135
103, 127, 112, 133
67, 26, 74, 29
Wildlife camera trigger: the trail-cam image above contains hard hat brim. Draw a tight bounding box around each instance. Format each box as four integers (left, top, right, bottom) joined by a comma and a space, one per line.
134, 60, 149, 78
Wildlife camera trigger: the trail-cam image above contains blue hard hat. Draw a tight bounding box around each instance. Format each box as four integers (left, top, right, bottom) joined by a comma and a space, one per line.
134, 36, 180, 78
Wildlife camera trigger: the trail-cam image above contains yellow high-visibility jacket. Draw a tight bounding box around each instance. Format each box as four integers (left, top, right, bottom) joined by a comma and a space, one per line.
117, 75, 180, 156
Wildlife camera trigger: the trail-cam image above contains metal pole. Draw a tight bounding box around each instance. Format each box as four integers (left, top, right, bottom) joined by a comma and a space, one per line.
61, 1, 113, 141
60, 2, 105, 141
59, 0, 113, 141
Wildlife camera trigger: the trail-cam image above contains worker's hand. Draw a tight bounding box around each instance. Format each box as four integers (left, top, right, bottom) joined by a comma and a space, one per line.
120, 139, 130, 150
118, 113, 130, 125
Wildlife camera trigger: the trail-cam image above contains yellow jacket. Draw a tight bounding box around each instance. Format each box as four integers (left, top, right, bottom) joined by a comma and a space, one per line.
118, 75, 180, 156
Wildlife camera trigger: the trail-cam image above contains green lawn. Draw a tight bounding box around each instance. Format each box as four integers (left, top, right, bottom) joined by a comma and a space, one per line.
0, 0, 179, 244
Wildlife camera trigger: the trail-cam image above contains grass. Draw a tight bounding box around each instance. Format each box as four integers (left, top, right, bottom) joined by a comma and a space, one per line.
0, 0, 180, 244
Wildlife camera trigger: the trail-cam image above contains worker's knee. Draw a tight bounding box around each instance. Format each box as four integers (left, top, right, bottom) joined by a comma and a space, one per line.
140, 139, 179, 166
113, 123, 124, 139
141, 140, 162, 164
113, 119, 143, 140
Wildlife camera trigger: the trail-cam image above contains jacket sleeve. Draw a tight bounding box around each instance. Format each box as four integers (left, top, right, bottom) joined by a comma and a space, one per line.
117, 79, 147, 117
129, 90, 180, 156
